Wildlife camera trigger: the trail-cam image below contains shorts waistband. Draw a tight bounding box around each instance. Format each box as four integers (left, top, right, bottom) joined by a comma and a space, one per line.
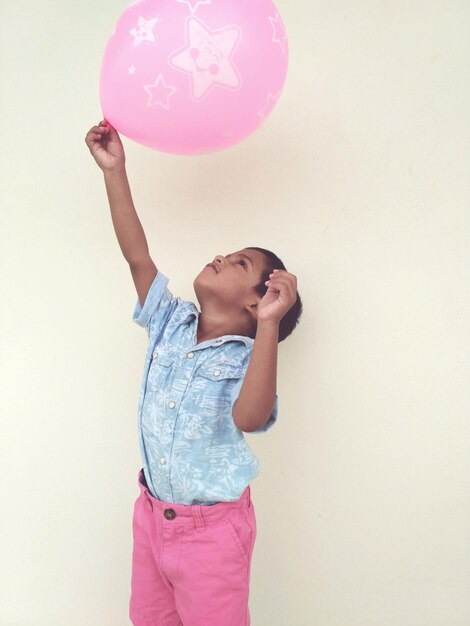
137, 468, 251, 528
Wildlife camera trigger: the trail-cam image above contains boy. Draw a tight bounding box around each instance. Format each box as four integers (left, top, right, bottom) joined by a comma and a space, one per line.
85, 120, 302, 626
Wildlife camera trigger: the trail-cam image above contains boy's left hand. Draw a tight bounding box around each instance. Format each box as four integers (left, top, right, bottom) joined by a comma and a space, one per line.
257, 269, 297, 324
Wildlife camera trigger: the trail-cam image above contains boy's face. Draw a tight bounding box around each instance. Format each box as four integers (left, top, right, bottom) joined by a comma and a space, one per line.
193, 248, 267, 319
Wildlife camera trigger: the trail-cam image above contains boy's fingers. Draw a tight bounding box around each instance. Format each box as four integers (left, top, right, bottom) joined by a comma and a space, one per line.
86, 133, 104, 144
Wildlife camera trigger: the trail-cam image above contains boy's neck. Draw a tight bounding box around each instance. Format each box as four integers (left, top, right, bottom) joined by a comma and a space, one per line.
196, 310, 255, 344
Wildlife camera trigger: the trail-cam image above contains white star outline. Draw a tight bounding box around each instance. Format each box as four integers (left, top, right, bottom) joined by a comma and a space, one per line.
143, 74, 177, 110
168, 16, 242, 102
257, 91, 281, 120
176, 0, 212, 14
129, 16, 159, 48
268, 13, 287, 54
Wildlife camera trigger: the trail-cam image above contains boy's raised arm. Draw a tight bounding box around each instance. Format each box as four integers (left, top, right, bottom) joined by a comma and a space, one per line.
85, 121, 158, 306
103, 167, 153, 266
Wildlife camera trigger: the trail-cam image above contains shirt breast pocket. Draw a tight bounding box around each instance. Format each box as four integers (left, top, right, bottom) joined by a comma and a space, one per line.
191, 364, 244, 415
147, 351, 175, 393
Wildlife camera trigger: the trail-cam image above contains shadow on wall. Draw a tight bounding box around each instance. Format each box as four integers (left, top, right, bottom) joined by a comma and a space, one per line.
124, 119, 312, 212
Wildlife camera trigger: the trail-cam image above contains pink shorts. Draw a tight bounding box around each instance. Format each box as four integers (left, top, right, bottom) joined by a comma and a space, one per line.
129, 468, 257, 626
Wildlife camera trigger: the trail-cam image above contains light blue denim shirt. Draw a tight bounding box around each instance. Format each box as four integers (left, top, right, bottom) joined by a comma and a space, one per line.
132, 269, 278, 505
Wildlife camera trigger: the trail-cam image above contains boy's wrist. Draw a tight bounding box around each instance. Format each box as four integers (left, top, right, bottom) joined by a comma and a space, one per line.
255, 319, 280, 340
257, 319, 280, 329
103, 165, 127, 177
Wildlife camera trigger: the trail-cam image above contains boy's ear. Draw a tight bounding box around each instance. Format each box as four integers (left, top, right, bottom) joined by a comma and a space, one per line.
245, 298, 262, 322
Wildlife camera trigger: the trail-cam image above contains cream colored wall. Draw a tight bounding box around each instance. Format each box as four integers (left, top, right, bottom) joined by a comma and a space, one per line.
1, 0, 469, 624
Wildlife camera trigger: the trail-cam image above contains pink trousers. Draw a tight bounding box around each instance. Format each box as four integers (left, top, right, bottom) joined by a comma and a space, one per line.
129, 468, 257, 626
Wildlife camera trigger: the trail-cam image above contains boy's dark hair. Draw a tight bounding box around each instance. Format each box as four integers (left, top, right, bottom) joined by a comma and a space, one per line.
246, 246, 303, 343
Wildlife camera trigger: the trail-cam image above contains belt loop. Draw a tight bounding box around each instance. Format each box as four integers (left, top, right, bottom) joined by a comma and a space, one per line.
145, 490, 153, 511
191, 504, 205, 532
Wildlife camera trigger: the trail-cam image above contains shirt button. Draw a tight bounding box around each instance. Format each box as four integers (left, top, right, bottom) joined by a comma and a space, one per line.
160, 457, 166, 465
152, 351, 158, 359
187, 352, 194, 359
169, 401, 176, 409
213, 369, 221, 377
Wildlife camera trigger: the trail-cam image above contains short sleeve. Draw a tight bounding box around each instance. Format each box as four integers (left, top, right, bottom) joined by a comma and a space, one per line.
132, 270, 178, 339
230, 376, 278, 434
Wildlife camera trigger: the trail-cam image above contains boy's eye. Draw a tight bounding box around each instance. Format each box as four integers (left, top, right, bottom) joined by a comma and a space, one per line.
238, 260, 246, 267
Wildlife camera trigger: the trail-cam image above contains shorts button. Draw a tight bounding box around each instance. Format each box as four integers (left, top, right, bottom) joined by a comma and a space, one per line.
164, 509, 176, 520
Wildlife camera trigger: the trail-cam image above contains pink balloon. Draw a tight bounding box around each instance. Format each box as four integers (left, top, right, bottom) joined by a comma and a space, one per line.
99, 0, 289, 155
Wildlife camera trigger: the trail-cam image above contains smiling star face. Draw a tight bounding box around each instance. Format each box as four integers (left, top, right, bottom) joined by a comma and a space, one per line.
169, 16, 242, 100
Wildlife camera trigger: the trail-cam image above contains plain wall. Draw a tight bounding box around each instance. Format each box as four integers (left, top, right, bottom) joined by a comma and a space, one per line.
1, 0, 469, 624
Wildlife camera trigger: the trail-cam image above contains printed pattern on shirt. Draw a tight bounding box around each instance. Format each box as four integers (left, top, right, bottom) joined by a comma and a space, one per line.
131, 269, 278, 505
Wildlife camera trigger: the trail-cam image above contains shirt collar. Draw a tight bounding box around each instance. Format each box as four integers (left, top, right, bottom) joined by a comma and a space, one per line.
182, 307, 254, 350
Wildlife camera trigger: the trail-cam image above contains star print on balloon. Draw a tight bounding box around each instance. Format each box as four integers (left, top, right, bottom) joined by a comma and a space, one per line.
144, 74, 177, 109
269, 12, 287, 54
257, 91, 281, 120
177, 0, 212, 14
100, 0, 289, 155
129, 16, 158, 47
169, 16, 241, 100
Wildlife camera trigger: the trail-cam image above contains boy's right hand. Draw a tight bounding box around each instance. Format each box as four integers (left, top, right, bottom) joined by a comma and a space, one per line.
85, 120, 126, 173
